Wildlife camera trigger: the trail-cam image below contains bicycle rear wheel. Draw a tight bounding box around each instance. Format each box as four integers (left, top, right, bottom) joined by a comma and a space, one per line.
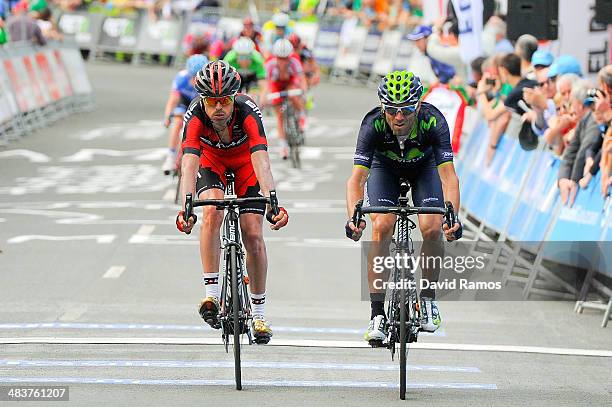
230, 245, 242, 390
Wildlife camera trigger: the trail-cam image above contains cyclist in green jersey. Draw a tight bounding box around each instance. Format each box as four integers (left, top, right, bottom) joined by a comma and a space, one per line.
224, 37, 267, 106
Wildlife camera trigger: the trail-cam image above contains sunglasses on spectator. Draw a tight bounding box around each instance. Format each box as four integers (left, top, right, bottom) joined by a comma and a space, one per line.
382, 104, 417, 116
203, 96, 234, 107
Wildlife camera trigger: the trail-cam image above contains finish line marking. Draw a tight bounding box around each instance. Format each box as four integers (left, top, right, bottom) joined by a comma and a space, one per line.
0, 359, 480, 373
1, 337, 610, 357
0, 322, 444, 337
0, 377, 497, 390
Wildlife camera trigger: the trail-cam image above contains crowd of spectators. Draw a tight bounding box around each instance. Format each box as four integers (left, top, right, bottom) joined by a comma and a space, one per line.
0, 0, 64, 46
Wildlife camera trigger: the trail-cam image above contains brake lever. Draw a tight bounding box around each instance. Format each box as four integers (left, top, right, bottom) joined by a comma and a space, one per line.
185, 193, 194, 235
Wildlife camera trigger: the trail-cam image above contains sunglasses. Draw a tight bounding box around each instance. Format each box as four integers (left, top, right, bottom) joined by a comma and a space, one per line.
382, 104, 417, 116
203, 95, 234, 107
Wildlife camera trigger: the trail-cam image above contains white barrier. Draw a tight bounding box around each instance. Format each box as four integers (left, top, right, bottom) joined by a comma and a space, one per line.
0, 43, 94, 144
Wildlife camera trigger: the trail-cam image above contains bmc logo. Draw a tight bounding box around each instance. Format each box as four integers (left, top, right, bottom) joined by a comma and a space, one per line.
245, 100, 263, 120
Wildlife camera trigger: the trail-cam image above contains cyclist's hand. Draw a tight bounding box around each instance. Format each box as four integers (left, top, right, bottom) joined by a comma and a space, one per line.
164, 116, 171, 128
266, 207, 288, 230
345, 219, 366, 241
443, 220, 462, 241
176, 210, 197, 234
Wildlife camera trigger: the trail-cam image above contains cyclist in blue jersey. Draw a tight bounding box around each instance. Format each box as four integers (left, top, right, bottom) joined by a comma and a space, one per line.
162, 54, 208, 175
344, 71, 462, 342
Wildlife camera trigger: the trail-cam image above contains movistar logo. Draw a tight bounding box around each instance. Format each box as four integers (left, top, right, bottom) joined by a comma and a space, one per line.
420, 116, 437, 131
374, 117, 386, 133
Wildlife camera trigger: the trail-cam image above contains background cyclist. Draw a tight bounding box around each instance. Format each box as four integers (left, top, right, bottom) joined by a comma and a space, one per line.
224, 37, 267, 105
162, 54, 208, 175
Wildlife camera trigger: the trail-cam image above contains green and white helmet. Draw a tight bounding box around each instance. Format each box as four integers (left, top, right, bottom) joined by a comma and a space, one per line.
377, 71, 423, 106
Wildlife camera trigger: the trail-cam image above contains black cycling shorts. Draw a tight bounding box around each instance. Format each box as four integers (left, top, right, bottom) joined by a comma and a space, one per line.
196, 167, 266, 216
364, 156, 444, 209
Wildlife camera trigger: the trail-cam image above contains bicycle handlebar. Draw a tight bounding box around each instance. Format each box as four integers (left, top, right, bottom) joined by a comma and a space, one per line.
351, 199, 456, 229
266, 89, 304, 100
184, 193, 278, 218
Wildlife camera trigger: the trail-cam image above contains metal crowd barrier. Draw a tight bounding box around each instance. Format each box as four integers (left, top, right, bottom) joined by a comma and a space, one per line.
54, 6, 414, 79
0, 42, 94, 145
456, 111, 612, 327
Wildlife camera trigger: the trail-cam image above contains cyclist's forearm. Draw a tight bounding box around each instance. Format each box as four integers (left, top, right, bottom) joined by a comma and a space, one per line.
346, 169, 368, 218
251, 150, 275, 196
438, 163, 460, 213
180, 154, 199, 207
164, 93, 180, 118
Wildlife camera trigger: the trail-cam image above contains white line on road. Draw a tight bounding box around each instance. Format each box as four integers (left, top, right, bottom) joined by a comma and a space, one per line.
0, 359, 480, 373
0, 377, 497, 390
162, 189, 176, 201
1, 337, 610, 357
0, 322, 444, 337
7, 235, 116, 244
128, 225, 156, 243
103, 266, 126, 279
0, 149, 51, 162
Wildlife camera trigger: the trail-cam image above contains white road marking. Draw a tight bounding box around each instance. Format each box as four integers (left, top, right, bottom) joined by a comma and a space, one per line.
0, 322, 444, 337
0, 359, 479, 372
1, 337, 610, 357
0, 377, 497, 389
103, 266, 126, 279
0, 208, 101, 224
7, 235, 116, 244
128, 225, 156, 243
162, 189, 176, 201
60, 148, 167, 162
0, 149, 51, 162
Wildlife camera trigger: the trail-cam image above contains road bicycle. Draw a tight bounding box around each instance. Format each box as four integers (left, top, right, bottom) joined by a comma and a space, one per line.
352, 180, 455, 400
268, 89, 304, 169
184, 171, 279, 390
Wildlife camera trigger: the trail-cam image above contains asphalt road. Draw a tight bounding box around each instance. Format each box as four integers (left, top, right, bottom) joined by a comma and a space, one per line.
0, 62, 611, 406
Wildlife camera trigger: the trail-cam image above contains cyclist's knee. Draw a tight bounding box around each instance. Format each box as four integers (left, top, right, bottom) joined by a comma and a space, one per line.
241, 227, 265, 253
420, 218, 442, 241
372, 215, 395, 240
201, 207, 223, 230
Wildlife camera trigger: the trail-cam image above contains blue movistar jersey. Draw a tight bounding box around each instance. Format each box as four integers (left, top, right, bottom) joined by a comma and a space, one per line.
172, 70, 198, 107
353, 102, 454, 171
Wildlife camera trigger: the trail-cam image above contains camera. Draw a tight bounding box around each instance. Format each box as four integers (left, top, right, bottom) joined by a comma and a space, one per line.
485, 78, 496, 86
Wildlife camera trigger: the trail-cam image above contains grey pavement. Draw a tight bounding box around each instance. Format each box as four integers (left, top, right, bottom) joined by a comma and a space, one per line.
0, 62, 611, 406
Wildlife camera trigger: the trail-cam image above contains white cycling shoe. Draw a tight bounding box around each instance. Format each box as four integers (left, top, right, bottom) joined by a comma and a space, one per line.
364, 314, 387, 343
420, 297, 441, 332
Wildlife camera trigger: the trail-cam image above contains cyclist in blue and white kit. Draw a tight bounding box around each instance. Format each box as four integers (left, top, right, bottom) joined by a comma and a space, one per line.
345, 71, 462, 342
162, 54, 208, 175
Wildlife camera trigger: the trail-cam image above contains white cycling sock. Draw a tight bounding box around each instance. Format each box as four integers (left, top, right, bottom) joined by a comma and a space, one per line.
202, 273, 219, 299
251, 292, 266, 319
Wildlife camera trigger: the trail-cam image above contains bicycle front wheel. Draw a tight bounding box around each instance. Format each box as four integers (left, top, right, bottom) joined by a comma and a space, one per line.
230, 245, 242, 390
399, 270, 407, 400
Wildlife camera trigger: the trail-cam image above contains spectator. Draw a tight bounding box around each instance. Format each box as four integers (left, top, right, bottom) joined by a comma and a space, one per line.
387, 0, 410, 30
0, 18, 7, 46
34, 8, 63, 41
406, 25, 437, 86
481, 53, 538, 165
543, 73, 581, 155
558, 80, 600, 206
6, 1, 47, 46
586, 65, 612, 195
514, 34, 538, 80
522, 65, 556, 139
467, 56, 486, 100
426, 19, 468, 82
481, 15, 514, 56
531, 50, 553, 71
359, 0, 386, 31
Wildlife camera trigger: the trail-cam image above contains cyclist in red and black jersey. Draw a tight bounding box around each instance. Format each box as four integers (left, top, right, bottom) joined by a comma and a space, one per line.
176, 60, 289, 343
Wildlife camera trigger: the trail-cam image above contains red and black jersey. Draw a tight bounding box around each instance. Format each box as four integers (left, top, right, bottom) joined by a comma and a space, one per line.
181, 94, 268, 159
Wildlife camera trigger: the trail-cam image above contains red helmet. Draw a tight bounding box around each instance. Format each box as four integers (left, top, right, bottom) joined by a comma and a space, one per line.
194, 61, 241, 97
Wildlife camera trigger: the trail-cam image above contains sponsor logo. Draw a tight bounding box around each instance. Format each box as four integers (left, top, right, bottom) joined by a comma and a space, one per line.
443, 151, 453, 159
420, 116, 437, 131
245, 100, 263, 120
354, 153, 370, 162
422, 197, 439, 203
374, 117, 386, 133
